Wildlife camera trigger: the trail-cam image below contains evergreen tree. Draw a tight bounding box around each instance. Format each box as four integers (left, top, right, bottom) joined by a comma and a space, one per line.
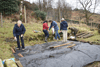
0, 0, 19, 15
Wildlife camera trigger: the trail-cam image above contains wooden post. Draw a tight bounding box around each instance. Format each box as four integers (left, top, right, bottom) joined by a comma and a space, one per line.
1, 13, 3, 27
24, 6, 26, 23
91, 21, 93, 29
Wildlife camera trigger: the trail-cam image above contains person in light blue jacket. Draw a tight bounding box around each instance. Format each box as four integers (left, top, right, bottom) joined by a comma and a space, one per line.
49, 20, 60, 40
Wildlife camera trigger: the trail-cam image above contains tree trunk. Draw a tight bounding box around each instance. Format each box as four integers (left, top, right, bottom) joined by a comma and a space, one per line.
46, 0, 49, 20
59, 8, 61, 23
85, 11, 89, 25
20, 0, 23, 21
53, 8, 55, 20
39, 0, 41, 11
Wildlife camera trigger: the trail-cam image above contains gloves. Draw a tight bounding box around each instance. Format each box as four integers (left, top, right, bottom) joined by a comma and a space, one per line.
14, 37, 17, 41
21, 34, 23, 37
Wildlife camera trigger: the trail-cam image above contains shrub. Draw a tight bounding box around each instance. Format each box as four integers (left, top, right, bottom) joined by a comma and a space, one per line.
33, 10, 47, 20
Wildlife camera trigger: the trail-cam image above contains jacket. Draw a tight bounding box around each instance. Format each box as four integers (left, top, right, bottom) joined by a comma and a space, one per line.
49, 21, 59, 31
43, 23, 49, 30
60, 21, 68, 30
70, 27, 78, 34
13, 24, 26, 37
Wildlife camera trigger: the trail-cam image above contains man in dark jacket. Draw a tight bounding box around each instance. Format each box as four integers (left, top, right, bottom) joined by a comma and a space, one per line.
13, 20, 26, 50
49, 20, 60, 40
60, 18, 68, 42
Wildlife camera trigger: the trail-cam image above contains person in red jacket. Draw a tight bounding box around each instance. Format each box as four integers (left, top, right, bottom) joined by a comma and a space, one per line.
43, 20, 49, 42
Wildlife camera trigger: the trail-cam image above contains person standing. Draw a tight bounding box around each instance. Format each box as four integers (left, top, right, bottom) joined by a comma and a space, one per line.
60, 18, 68, 42
43, 21, 49, 42
13, 20, 26, 50
49, 20, 60, 40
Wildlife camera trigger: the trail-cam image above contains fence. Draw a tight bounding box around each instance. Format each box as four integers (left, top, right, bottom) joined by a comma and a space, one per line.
66, 19, 99, 28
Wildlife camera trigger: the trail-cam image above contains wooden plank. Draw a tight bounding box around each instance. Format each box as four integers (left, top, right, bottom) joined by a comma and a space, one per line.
11, 47, 16, 53
83, 33, 93, 38
50, 42, 73, 49
76, 32, 86, 36
18, 53, 24, 57
77, 33, 89, 38
83, 34, 94, 38
79, 40, 89, 43
64, 44, 76, 48
0, 59, 4, 67
15, 61, 23, 67
67, 44, 76, 48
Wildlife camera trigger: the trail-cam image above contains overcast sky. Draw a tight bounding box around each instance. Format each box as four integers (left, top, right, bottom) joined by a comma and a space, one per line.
25, 0, 100, 14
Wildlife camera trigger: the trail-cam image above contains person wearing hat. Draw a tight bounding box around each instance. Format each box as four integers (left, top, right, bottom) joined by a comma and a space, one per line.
43, 20, 49, 42
60, 18, 68, 42
13, 20, 26, 50
49, 20, 60, 40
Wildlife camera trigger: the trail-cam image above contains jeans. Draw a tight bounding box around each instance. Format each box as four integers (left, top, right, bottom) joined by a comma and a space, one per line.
43, 30, 49, 37
55, 30, 60, 39
62, 30, 67, 42
16, 35, 25, 49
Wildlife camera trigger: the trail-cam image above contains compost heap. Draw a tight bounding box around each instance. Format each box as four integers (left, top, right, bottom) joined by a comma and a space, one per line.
14, 41, 100, 67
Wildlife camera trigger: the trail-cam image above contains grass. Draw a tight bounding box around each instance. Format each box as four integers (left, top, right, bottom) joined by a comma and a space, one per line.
0, 21, 100, 67
68, 23, 100, 43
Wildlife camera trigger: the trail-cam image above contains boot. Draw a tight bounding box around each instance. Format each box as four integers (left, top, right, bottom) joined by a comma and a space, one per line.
45, 37, 48, 42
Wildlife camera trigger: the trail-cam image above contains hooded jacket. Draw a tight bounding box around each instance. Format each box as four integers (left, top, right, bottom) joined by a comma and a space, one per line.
13, 24, 26, 37
60, 21, 68, 30
49, 21, 59, 31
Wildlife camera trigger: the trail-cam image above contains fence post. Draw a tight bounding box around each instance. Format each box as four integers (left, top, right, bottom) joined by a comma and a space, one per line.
1, 13, 3, 27
24, 6, 26, 23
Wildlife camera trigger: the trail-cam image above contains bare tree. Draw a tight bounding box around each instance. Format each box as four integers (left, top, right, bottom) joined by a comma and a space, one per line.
59, 0, 61, 23
60, 0, 72, 20
39, 0, 42, 11
43, 0, 47, 12
56, 0, 61, 22
78, 0, 100, 27
54, 0, 72, 22
46, 0, 53, 20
